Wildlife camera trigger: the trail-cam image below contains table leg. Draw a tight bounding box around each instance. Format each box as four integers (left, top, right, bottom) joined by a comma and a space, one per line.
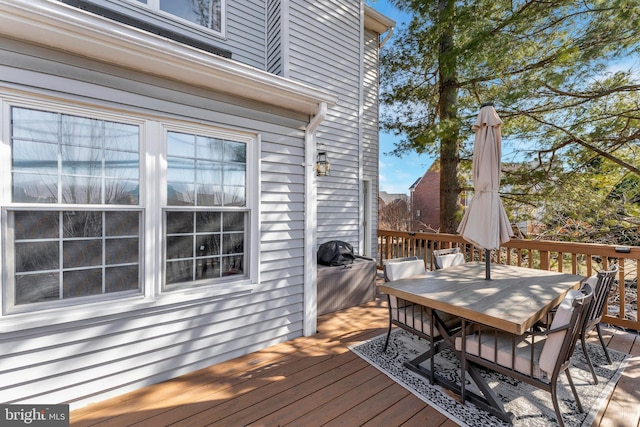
402, 311, 515, 424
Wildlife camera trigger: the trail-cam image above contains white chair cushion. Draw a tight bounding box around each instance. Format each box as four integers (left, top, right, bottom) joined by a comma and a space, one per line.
389, 295, 411, 309
434, 252, 465, 269
385, 259, 426, 281
455, 331, 546, 379
385, 257, 459, 340
538, 290, 583, 374
536, 288, 584, 329
391, 301, 459, 338
583, 275, 599, 291
456, 288, 586, 379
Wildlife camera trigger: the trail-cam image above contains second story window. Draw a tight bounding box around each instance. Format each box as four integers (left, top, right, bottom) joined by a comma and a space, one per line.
137, 0, 223, 32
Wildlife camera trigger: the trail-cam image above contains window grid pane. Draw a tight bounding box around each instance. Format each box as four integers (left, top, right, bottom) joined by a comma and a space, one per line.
7, 104, 252, 310
12, 210, 141, 306
167, 131, 246, 208
165, 211, 245, 285
165, 129, 247, 286
158, 0, 222, 31
11, 107, 140, 205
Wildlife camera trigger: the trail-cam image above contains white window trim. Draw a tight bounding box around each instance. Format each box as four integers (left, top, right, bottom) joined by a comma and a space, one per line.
157, 121, 259, 293
118, 0, 227, 38
0, 92, 260, 332
2, 97, 150, 316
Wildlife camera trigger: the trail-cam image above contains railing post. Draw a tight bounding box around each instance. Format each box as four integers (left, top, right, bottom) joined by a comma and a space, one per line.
557, 252, 563, 272
618, 263, 625, 319
540, 250, 550, 271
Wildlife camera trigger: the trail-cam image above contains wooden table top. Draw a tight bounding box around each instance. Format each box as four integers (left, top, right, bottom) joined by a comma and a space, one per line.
378, 261, 584, 335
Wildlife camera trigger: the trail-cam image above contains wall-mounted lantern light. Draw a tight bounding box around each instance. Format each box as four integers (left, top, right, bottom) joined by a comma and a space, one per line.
316, 151, 330, 176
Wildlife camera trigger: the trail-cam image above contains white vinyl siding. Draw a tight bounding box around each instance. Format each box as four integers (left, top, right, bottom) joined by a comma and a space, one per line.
227, 0, 268, 68
288, 0, 363, 249
0, 37, 307, 408
0, 0, 388, 411
363, 28, 380, 257
266, 0, 283, 75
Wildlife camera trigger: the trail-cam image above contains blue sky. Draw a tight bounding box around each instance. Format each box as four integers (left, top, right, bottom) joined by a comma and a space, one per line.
368, 0, 436, 196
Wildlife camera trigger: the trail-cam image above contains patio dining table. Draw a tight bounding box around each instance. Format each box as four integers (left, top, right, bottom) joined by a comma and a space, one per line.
378, 261, 584, 422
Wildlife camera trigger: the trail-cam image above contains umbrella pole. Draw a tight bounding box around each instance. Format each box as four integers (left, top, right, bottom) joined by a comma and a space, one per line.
485, 249, 491, 280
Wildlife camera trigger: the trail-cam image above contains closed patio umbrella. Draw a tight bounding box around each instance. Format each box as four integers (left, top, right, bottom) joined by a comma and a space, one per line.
457, 103, 514, 279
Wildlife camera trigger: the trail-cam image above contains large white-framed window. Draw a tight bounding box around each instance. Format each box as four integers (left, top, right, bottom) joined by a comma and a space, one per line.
4, 106, 143, 314
1, 96, 258, 315
130, 0, 225, 34
163, 127, 251, 288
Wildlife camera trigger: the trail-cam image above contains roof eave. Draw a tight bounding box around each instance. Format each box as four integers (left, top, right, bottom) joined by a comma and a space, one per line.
0, 0, 337, 115
364, 5, 395, 34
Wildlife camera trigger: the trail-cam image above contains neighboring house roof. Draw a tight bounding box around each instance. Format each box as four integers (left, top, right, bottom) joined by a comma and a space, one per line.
409, 160, 442, 191
409, 177, 422, 190
379, 191, 409, 204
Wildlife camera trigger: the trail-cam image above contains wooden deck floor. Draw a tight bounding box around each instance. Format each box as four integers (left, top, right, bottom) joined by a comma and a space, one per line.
70, 292, 640, 427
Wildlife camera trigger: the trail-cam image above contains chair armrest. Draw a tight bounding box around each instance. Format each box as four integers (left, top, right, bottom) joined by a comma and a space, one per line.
525, 322, 571, 342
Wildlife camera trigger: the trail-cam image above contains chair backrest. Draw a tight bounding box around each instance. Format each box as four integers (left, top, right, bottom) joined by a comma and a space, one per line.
433, 248, 465, 270
583, 264, 618, 332
383, 256, 426, 282
538, 284, 594, 377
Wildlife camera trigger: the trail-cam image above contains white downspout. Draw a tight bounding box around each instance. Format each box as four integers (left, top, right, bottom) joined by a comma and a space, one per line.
358, 5, 365, 257
303, 101, 327, 336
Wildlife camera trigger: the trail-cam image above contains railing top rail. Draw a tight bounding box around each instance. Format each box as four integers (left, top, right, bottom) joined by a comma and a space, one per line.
378, 229, 640, 260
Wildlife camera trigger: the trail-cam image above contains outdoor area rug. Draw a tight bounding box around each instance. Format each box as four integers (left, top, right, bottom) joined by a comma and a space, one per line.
350, 329, 630, 427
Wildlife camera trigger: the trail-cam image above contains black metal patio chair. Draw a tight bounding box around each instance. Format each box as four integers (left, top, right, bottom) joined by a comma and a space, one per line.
455, 284, 594, 427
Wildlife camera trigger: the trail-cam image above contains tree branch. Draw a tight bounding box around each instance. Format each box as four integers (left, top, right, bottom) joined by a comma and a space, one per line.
523, 112, 640, 176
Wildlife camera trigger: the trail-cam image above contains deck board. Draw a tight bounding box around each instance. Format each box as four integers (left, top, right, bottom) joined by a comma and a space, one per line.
401, 405, 451, 427
70, 291, 640, 427
247, 369, 387, 426
593, 326, 640, 427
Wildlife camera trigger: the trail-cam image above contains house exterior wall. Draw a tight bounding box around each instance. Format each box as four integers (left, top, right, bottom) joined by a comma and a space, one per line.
362, 28, 380, 258
266, 0, 284, 75
0, 0, 391, 410
0, 36, 312, 408
412, 168, 441, 231
264, 1, 390, 257
288, 0, 364, 251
